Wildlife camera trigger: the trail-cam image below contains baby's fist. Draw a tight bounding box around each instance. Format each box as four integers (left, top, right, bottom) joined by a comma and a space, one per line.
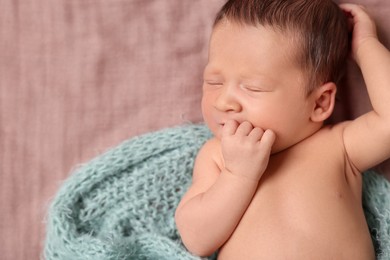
221, 120, 275, 181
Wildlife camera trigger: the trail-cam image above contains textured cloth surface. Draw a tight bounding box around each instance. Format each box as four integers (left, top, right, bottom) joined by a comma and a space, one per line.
44, 124, 214, 260
363, 171, 390, 259
44, 124, 390, 259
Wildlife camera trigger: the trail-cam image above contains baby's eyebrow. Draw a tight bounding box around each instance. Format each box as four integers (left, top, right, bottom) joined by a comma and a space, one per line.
203, 66, 222, 76
239, 72, 276, 84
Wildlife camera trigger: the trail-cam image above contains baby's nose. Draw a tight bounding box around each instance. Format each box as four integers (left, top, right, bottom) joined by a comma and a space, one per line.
214, 87, 242, 112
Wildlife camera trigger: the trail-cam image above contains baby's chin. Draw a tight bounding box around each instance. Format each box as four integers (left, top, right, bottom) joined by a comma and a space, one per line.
271, 137, 307, 155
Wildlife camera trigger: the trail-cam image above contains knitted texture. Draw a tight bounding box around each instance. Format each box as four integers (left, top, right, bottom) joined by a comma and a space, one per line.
363, 171, 390, 259
44, 124, 390, 259
44, 124, 213, 260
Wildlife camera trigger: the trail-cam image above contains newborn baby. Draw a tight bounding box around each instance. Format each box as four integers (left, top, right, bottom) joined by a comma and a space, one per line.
176, 0, 389, 259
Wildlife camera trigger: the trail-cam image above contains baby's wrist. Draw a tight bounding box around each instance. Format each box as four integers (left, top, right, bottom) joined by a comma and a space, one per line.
221, 168, 261, 184
355, 36, 380, 65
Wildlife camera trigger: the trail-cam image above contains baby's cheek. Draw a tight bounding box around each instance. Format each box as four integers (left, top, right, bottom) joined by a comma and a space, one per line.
202, 114, 218, 137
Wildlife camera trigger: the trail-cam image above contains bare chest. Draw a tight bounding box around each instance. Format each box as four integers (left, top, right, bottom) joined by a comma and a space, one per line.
218, 145, 375, 259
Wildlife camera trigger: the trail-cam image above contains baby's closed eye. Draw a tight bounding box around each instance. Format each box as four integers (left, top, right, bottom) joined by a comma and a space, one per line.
240, 84, 272, 93
204, 80, 223, 86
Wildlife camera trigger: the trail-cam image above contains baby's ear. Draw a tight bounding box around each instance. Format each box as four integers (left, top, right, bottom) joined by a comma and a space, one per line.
310, 82, 337, 122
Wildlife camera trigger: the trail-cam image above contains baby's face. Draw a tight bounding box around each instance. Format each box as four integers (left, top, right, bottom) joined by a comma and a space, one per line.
202, 21, 317, 152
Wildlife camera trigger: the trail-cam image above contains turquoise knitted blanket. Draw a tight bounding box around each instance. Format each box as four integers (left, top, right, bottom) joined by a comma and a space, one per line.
44, 124, 390, 259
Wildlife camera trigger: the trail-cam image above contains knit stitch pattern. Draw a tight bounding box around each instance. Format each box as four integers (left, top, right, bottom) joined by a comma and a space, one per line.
44, 124, 390, 259
363, 170, 390, 259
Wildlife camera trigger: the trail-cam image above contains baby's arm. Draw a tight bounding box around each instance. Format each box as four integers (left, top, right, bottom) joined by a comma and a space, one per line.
175, 120, 275, 256
339, 4, 390, 172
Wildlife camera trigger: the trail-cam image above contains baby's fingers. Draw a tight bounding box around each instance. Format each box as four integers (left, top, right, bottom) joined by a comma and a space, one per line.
222, 120, 239, 137
339, 4, 377, 37
235, 121, 254, 136
247, 127, 265, 142
339, 3, 366, 17
339, 3, 377, 63
259, 130, 276, 153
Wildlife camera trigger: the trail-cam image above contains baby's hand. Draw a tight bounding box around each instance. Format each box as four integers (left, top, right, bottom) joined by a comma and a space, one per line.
221, 120, 275, 182
339, 4, 377, 65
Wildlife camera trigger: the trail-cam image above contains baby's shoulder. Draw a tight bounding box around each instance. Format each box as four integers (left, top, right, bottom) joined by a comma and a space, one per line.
313, 121, 350, 142
197, 137, 221, 160
199, 137, 221, 154
298, 122, 351, 156
196, 137, 224, 168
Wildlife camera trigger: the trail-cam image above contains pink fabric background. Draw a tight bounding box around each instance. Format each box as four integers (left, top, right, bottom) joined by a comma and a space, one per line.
0, 0, 389, 259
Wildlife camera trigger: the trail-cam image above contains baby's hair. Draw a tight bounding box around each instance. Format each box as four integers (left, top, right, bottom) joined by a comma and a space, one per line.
214, 0, 349, 94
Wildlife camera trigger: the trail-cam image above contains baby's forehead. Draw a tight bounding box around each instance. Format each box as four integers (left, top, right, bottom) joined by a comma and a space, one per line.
207, 21, 309, 84
213, 19, 300, 46
210, 20, 302, 64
